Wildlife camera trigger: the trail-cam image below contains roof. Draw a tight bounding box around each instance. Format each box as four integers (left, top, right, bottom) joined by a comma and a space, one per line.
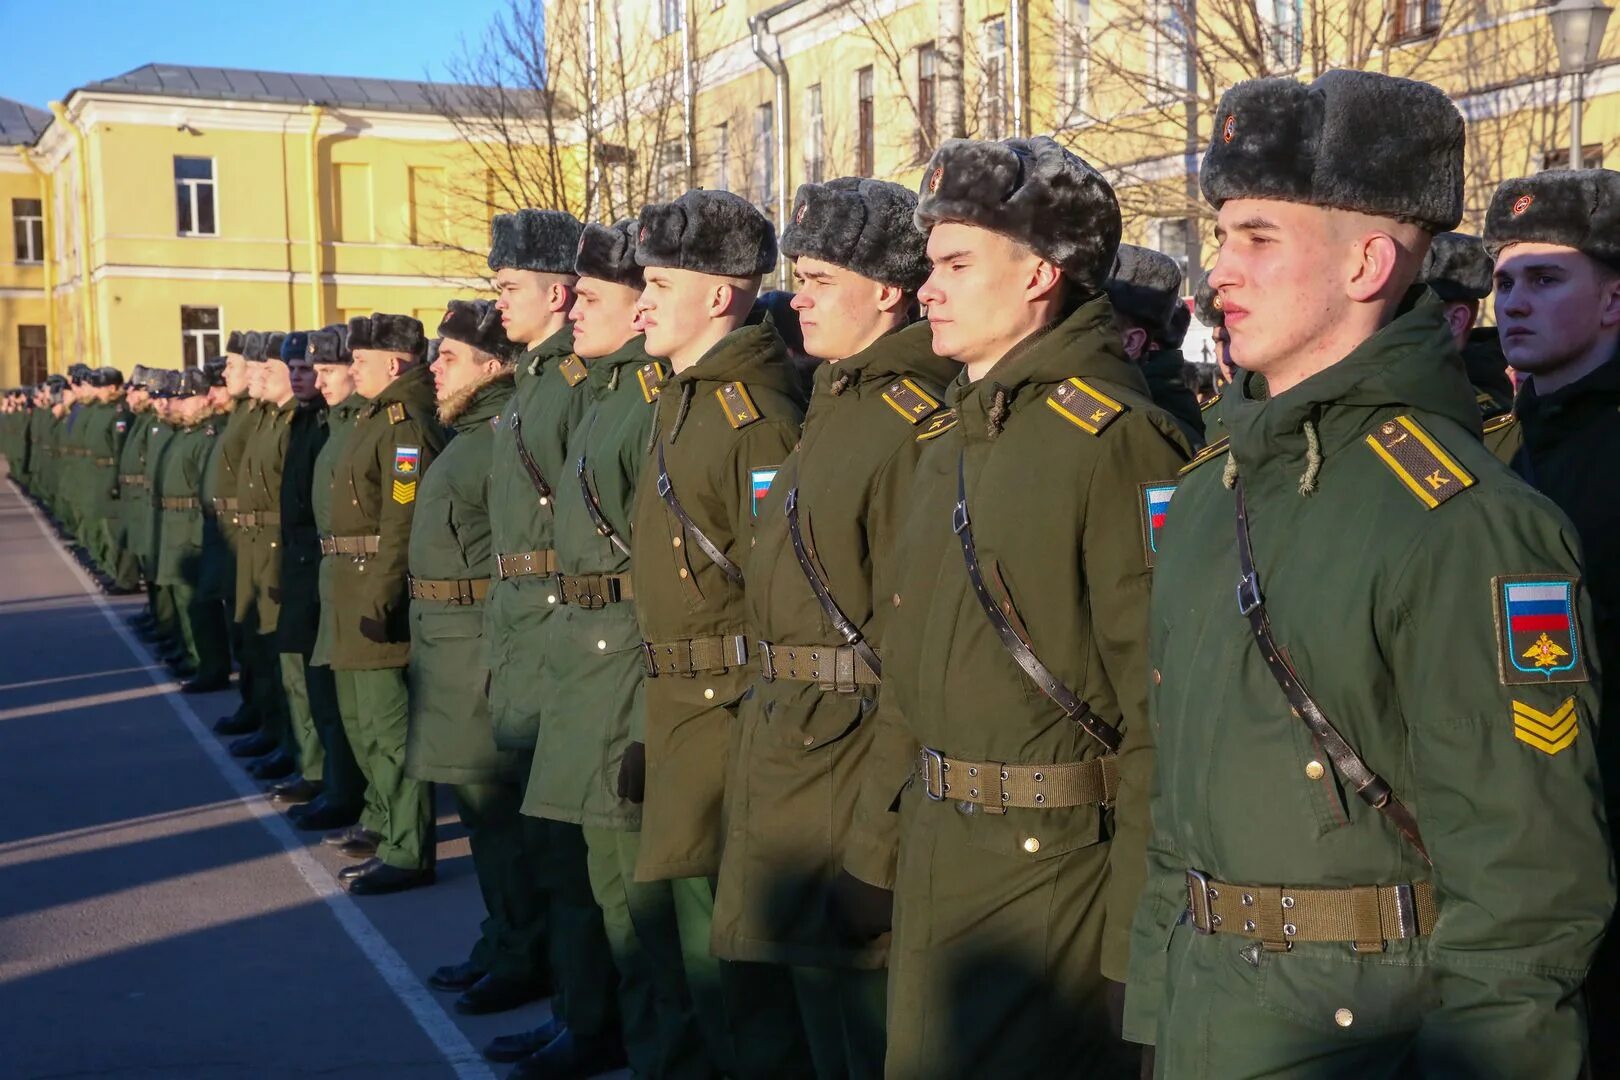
0, 97, 50, 146
74, 63, 515, 117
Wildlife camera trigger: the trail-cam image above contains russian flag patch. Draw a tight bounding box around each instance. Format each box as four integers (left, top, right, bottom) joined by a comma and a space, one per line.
1139, 482, 1177, 567
750, 467, 778, 517
1494, 575, 1587, 685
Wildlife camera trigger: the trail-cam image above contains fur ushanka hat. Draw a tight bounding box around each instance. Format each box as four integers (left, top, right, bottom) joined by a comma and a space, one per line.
488, 209, 585, 274
636, 189, 778, 278
1483, 169, 1620, 271
438, 300, 518, 360
347, 314, 428, 360
781, 177, 930, 290
1419, 232, 1494, 302
574, 219, 645, 288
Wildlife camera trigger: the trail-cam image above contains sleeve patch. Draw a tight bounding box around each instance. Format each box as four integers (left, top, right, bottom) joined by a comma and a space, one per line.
391, 479, 417, 505
637, 362, 668, 403
1139, 482, 1177, 568
716, 382, 762, 429
393, 446, 421, 476
559, 354, 589, 387
750, 467, 778, 517
1178, 434, 1230, 475
1045, 377, 1126, 435
1493, 575, 1589, 685
1513, 696, 1579, 755
1364, 415, 1475, 509
386, 402, 407, 425
881, 378, 943, 425
916, 408, 958, 442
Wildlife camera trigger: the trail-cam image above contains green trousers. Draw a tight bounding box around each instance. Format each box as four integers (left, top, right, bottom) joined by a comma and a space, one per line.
790, 965, 888, 1080
535, 818, 617, 1041
669, 876, 813, 1080
582, 826, 708, 1079
243, 631, 289, 753
453, 782, 551, 985
174, 581, 230, 685
152, 584, 181, 650
307, 662, 364, 816
339, 667, 433, 870
279, 652, 326, 781
334, 668, 383, 836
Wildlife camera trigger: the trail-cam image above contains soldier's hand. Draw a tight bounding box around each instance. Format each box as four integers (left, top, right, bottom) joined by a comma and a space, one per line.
616, 741, 646, 803
827, 869, 893, 941
358, 615, 389, 643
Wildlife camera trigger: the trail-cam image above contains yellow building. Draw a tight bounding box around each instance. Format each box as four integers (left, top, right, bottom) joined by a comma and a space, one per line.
2, 98, 51, 387
8, 64, 532, 383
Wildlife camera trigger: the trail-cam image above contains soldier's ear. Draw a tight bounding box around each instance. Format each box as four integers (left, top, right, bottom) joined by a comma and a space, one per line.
1442, 300, 1476, 343
1597, 263, 1620, 331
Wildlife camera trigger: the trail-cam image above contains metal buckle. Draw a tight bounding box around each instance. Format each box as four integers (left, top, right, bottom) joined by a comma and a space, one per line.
758, 641, 776, 681
951, 499, 970, 535
783, 488, 797, 516
1187, 869, 1215, 934
1236, 572, 1264, 616
1392, 883, 1416, 940
657, 472, 672, 498
919, 747, 947, 800
730, 635, 750, 667
640, 642, 659, 677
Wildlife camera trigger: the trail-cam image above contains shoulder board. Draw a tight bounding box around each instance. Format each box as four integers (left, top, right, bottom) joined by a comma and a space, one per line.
558, 354, 589, 387
881, 378, 943, 425
1178, 434, 1230, 475
1045, 377, 1125, 435
916, 408, 958, 442
386, 402, 407, 425
716, 382, 762, 429
1200, 396, 1219, 413
1364, 415, 1476, 510
637, 362, 668, 403
1483, 413, 1517, 436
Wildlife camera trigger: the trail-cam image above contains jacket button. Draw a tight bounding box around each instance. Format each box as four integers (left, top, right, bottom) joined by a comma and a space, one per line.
1334, 1008, 1354, 1028
672, 537, 681, 548
547, 595, 557, 604
1022, 837, 1040, 854
893, 593, 902, 607
596, 640, 607, 650
802, 735, 814, 747
678, 568, 688, 579
1305, 760, 1325, 781
539, 497, 548, 506
1152, 669, 1162, 685
704, 688, 715, 700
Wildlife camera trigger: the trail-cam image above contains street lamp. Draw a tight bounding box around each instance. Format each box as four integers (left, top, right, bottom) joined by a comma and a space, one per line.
1548, 0, 1613, 170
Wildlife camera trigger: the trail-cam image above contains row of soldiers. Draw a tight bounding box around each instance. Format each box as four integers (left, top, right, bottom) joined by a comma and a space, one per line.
4, 63, 1620, 1080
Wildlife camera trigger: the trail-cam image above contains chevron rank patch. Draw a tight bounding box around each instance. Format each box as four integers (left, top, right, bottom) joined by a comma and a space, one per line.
1513, 696, 1579, 755
1364, 415, 1475, 509
1494, 575, 1588, 685
391, 479, 417, 505
881, 378, 942, 425
750, 467, 778, 517
716, 382, 761, 429
393, 446, 421, 477
1046, 377, 1124, 435
1139, 482, 1177, 567
559, 354, 588, 387
387, 402, 407, 424
917, 409, 958, 442
637, 362, 667, 403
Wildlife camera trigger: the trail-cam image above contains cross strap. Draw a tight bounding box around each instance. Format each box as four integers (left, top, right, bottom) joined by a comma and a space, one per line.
509, 413, 553, 502
655, 442, 742, 584
784, 487, 882, 680
577, 451, 631, 557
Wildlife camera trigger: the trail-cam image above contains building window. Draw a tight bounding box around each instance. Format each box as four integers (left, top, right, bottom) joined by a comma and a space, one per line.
1395, 0, 1441, 40
1153, 2, 1191, 98
982, 18, 1008, 140
18, 325, 46, 385
1542, 145, 1605, 170
754, 102, 775, 211
408, 166, 448, 246
1152, 218, 1192, 280
174, 157, 217, 236
181, 306, 222, 368
332, 163, 374, 242
1063, 1, 1090, 116
857, 67, 876, 177
715, 122, 731, 190
805, 85, 825, 184
660, 0, 682, 37
657, 139, 685, 199
12, 198, 43, 264
917, 45, 937, 159
1266, 0, 1302, 68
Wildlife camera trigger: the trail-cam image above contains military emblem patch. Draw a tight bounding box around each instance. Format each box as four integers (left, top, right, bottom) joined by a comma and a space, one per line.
1512, 696, 1578, 755
916, 409, 958, 442
795, 202, 808, 224
391, 479, 417, 505
929, 167, 944, 194
393, 446, 421, 476
1365, 415, 1475, 509
637, 362, 667, 403
881, 378, 942, 425
1045, 377, 1124, 435
750, 467, 778, 517
558, 354, 588, 387
1139, 483, 1177, 568
1222, 114, 1237, 143
1494, 575, 1588, 685
1512, 193, 1534, 217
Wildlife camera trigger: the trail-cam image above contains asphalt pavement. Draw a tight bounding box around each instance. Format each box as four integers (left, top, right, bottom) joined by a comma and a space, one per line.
0, 474, 585, 1080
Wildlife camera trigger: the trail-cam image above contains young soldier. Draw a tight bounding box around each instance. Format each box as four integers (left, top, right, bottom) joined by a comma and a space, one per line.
142, 372, 186, 667
1126, 73, 1613, 1076
118, 368, 158, 635
205, 334, 264, 732
1418, 231, 1514, 420
154, 368, 224, 689
402, 301, 546, 1014
328, 313, 446, 895
627, 188, 810, 1079
1483, 168, 1620, 1068
706, 177, 949, 1079
1106, 245, 1206, 447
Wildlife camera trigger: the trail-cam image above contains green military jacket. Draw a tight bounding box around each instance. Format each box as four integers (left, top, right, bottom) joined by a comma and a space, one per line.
143, 418, 180, 567
485, 324, 584, 749
630, 319, 805, 880
276, 399, 328, 655
1125, 295, 1613, 1077
311, 394, 364, 668
204, 395, 257, 554
328, 364, 447, 671
236, 398, 295, 629
93, 398, 130, 518
155, 419, 217, 586
118, 409, 156, 567
524, 336, 659, 830
709, 321, 956, 969
1143, 347, 1206, 449
197, 399, 246, 605
32, 408, 60, 502
406, 369, 519, 785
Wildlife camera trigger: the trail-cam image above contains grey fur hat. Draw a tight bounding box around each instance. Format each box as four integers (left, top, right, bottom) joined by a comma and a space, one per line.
348, 313, 428, 359
262, 332, 286, 363
1419, 232, 1494, 302
1106, 244, 1185, 338
1161, 302, 1192, 349
225, 330, 246, 355
636, 189, 778, 277
574, 219, 644, 288
1201, 69, 1465, 233
915, 135, 1121, 290
242, 332, 267, 362
128, 364, 151, 390
1483, 169, 1620, 271
488, 209, 585, 274
1193, 272, 1224, 328
781, 178, 930, 290
306, 324, 352, 366
438, 300, 518, 360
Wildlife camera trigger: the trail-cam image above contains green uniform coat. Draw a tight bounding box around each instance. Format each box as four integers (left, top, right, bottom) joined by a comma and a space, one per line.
154, 421, 216, 586
236, 399, 295, 629
312, 394, 364, 668
118, 411, 157, 572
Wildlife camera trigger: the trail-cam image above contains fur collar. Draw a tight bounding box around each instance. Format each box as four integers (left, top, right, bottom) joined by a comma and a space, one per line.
438, 362, 515, 426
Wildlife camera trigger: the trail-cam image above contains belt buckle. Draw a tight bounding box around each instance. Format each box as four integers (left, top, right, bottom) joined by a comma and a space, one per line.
951, 499, 970, 535
918, 747, 947, 801
758, 641, 775, 681
640, 642, 659, 677
656, 473, 672, 498
1391, 883, 1416, 940
1236, 572, 1264, 616
1186, 869, 1215, 934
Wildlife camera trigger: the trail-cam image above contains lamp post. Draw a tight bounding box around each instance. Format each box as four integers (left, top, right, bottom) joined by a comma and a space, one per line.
1548, 0, 1612, 170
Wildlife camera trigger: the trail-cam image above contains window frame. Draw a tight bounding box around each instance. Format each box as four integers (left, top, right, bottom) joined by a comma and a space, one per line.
917, 44, 938, 160
1393, 0, 1442, 42
982, 17, 1008, 140
754, 102, 776, 211
1063, 0, 1090, 118
17, 324, 47, 385
857, 67, 876, 177
180, 305, 224, 369
174, 156, 218, 238
12, 198, 44, 264
659, 0, 683, 38
805, 84, 825, 185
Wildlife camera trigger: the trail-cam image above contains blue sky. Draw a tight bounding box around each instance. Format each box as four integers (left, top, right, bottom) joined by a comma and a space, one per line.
0, 0, 516, 109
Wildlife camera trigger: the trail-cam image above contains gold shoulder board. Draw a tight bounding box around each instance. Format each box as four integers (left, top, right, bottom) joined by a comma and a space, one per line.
881, 378, 943, 425
1483, 413, 1517, 436
916, 409, 958, 442
558, 354, 588, 387
716, 382, 762, 429
637, 362, 668, 403
386, 402, 407, 425
1364, 415, 1476, 510
1045, 377, 1125, 435
1178, 435, 1230, 475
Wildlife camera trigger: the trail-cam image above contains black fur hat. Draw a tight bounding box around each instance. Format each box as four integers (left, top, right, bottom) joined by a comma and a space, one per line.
68, 362, 92, 384
1202, 70, 1464, 233
916, 135, 1120, 291
202, 355, 228, 386
1107, 244, 1185, 338
574, 219, 644, 288
1161, 302, 1192, 349
1419, 232, 1494, 302
636, 189, 778, 277
147, 370, 182, 398
280, 331, 311, 363
242, 332, 267, 362
128, 364, 151, 390
177, 368, 211, 397
1193, 272, 1224, 329
782, 178, 930, 290
347, 313, 429, 359
488, 209, 584, 274
438, 300, 518, 360
226, 330, 246, 355
1483, 169, 1620, 271
263, 332, 286, 362
307, 324, 352, 366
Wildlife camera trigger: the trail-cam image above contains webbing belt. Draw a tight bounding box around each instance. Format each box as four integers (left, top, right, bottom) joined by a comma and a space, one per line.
496, 549, 559, 579
642, 634, 750, 676
160, 497, 200, 510
237, 510, 282, 528
408, 576, 491, 604
917, 747, 1118, 813
320, 534, 380, 556
557, 572, 633, 608
212, 497, 239, 512
93, 456, 115, 467
757, 641, 879, 693
1186, 870, 1436, 953
656, 443, 742, 583
784, 488, 883, 681
119, 474, 146, 486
